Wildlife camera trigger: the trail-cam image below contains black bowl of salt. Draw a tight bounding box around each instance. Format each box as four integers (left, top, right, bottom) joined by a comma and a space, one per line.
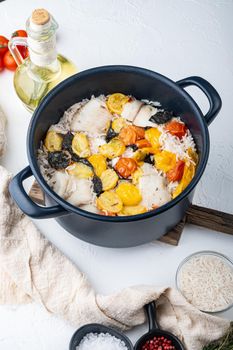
69, 323, 133, 350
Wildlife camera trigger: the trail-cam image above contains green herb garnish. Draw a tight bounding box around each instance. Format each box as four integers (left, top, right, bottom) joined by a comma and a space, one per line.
203, 323, 233, 350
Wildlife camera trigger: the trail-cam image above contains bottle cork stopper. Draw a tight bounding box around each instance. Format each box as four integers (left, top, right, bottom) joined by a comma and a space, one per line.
31, 9, 50, 25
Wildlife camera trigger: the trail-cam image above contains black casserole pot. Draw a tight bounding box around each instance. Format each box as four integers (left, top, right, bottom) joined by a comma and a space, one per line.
9, 66, 222, 248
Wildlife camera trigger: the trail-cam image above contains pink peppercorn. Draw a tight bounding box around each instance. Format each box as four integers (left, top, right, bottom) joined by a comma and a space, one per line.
141, 336, 176, 350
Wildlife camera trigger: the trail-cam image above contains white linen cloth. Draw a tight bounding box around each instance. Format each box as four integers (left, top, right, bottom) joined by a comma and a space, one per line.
0, 106, 230, 350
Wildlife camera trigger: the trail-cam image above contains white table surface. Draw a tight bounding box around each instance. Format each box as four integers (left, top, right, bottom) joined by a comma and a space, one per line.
0, 0, 233, 348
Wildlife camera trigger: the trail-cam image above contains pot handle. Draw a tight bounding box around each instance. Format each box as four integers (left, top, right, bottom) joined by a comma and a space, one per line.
176, 76, 222, 125
145, 302, 159, 331
9, 166, 68, 219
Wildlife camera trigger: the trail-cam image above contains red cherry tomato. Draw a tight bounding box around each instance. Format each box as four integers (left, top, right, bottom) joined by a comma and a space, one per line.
11, 30, 27, 38
3, 51, 17, 71
165, 121, 187, 139
135, 139, 152, 148
166, 160, 185, 182
11, 29, 28, 59
0, 56, 4, 72
18, 47, 29, 60
0, 36, 9, 57
115, 157, 138, 178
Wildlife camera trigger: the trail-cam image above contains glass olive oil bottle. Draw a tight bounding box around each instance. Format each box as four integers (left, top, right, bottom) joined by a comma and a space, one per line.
9, 9, 77, 112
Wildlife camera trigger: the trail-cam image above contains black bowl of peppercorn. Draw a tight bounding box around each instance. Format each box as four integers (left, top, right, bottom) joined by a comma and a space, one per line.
134, 302, 185, 350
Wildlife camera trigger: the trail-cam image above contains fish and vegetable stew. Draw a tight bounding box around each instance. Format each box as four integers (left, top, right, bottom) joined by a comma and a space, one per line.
37, 93, 198, 216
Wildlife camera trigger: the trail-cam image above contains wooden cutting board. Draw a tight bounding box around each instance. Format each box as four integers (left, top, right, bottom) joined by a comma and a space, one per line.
29, 181, 233, 246
159, 205, 233, 245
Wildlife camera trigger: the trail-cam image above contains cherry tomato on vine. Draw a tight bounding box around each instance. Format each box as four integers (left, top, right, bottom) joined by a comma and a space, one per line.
11, 29, 28, 59
3, 51, 17, 71
11, 29, 27, 38
0, 36, 9, 57
0, 56, 4, 71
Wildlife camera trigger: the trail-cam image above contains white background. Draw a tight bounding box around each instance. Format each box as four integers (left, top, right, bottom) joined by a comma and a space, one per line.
0, 0, 233, 349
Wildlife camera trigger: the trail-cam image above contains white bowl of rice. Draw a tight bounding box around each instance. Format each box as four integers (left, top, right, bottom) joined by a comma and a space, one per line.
176, 251, 233, 313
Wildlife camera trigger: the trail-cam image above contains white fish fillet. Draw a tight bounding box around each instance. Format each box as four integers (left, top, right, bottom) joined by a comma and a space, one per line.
121, 99, 143, 122
66, 178, 94, 206
71, 97, 112, 136
138, 170, 171, 209
52, 172, 94, 206
141, 163, 158, 176
52, 172, 70, 199
133, 104, 158, 127
49, 101, 87, 134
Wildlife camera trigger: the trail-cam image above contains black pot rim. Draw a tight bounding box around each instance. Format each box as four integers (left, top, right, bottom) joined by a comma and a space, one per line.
27, 65, 209, 222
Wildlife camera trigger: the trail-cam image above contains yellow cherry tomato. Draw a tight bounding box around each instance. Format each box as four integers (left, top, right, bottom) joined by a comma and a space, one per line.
154, 150, 177, 173
133, 148, 156, 162
145, 128, 161, 151
172, 162, 195, 198
145, 147, 160, 155
99, 138, 125, 159
44, 131, 63, 152
133, 149, 147, 162
112, 117, 127, 133
172, 183, 182, 199
72, 132, 91, 158
132, 167, 143, 185
187, 147, 199, 165
100, 169, 119, 191
106, 93, 129, 114
96, 191, 123, 213
120, 205, 147, 216
116, 182, 142, 206
181, 162, 195, 188
88, 154, 107, 177
67, 162, 93, 179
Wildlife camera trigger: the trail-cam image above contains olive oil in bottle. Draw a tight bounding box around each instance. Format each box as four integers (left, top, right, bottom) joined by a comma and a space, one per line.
9, 9, 77, 112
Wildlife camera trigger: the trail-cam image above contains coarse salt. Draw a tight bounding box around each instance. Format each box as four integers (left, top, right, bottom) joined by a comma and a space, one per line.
76, 332, 128, 350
